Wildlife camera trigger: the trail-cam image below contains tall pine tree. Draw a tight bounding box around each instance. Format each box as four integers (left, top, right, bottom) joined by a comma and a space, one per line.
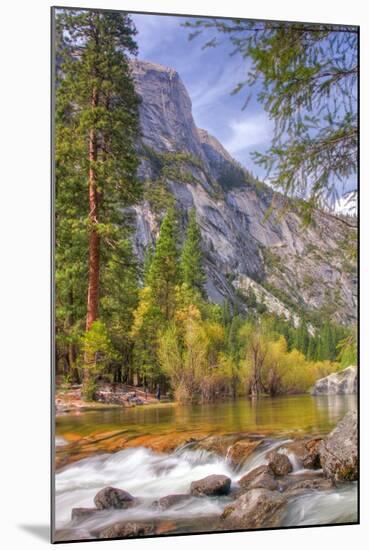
147, 208, 180, 320
55, 9, 141, 395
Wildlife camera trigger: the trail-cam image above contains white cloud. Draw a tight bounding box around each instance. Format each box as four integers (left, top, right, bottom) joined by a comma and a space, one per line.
223, 113, 272, 155
190, 58, 248, 114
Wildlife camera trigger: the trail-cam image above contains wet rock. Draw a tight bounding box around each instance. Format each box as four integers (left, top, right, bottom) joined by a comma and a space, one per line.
319, 410, 358, 481
221, 488, 286, 529
227, 439, 263, 468
197, 435, 234, 457
71, 507, 99, 521
284, 477, 334, 496
268, 451, 293, 476
312, 366, 357, 395
190, 474, 231, 496
94, 486, 136, 510
282, 438, 322, 470
238, 465, 279, 492
152, 494, 191, 510
98, 521, 156, 539
303, 438, 323, 469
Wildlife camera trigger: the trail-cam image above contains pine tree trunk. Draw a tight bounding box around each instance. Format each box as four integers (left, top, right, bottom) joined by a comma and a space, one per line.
84, 87, 100, 389
66, 289, 80, 384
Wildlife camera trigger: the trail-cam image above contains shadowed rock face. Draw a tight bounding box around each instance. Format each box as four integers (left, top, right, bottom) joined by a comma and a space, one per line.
312, 366, 357, 395
130, 59, 357, 325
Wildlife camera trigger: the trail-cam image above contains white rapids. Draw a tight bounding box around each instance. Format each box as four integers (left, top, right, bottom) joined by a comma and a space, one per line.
55, 438, 357, 537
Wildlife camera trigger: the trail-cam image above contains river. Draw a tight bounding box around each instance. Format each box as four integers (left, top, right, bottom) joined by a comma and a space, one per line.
54, 394, 358, 541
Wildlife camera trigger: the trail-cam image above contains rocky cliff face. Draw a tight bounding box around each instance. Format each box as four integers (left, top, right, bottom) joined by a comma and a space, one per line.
129, 59, 357, 326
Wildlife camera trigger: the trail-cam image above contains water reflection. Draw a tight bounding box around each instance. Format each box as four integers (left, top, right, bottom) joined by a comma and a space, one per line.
56, 394, 357, 442
313, 394, 357, 423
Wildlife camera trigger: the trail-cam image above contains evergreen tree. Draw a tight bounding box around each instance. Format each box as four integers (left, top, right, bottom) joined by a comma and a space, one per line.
100, 236, 140, 382
186, 19, 358, 214
306, 336, 317, 361
147, 208, 180, 320
180, 209, 206, 294
294, 320, 310, 356
55, 9, 141, 395
222, 300, 232, 327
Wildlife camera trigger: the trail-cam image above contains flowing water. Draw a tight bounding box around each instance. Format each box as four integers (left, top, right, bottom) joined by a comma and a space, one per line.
54, 394, 357, 540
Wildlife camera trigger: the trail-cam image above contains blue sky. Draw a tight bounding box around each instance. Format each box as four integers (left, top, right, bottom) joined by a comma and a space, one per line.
132, 13, 272, 181
131, 13, 357, 195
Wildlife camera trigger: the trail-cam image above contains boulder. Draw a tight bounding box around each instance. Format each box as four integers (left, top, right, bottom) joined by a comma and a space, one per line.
190, 474, 231, 496
268, 451, 293, 476
319, 410, 358, 481
238, 465, 279, 492
71, 507, 99, 521
312, 366, 357, 395
94, 486, 136, 510
284, 476, 334, 496
227, 439, 263, 468
221, 488, 285, 529
98, 521, 156, 539
152, 494, 191, 510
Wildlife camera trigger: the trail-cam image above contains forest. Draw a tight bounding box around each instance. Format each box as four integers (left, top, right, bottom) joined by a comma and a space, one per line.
55, 9, 357, 403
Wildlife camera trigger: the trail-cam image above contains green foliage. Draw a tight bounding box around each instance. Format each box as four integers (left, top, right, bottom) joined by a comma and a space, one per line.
180, 209, 206, 294
82, 320, 119, 370
55, 8, 141, 389
131, 287, 164, 387
337, 327, 357, 367
142, 145, 204, 185
81, 378, 98, 402
185, 18, 358, 210
143, 177, 174, 214
147, 208, 180, 320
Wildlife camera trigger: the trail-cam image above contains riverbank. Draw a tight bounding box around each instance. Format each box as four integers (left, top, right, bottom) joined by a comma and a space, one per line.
55, 382, 165, 415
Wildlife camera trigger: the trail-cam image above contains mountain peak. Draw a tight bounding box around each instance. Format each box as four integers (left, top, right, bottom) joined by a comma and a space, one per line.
130, 58, 179, 79
131, 59, 356, 325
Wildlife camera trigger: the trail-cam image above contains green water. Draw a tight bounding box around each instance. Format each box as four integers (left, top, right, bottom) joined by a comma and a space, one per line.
56, 393, 357, 442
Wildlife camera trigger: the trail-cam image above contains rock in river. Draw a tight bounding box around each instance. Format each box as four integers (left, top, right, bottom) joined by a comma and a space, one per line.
227, 439, 263, 468
284, 477, 334, 496
319, 410, 358, 481
282, 437, 322, 470
312, 365, 357, 395
98, 521, 156, 539
190, 474, 231, 496
238, 465, 279, 492
94, 486, 136, 510
152, 494, 191, 510
71, 507, 99, 521
268, 451, 293, 476
221, 488, 285, 529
